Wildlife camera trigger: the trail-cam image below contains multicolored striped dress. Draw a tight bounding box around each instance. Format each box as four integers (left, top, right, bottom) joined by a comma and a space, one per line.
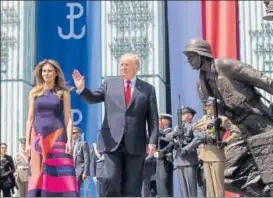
28, 89, 79, 197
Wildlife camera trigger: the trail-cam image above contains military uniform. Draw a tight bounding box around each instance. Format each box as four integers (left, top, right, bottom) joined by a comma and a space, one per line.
182, 39, 273, 196
14, 137, 28, 197
193, 98, 241, 197
166, 107, 200, 197
154, 113, 173, 197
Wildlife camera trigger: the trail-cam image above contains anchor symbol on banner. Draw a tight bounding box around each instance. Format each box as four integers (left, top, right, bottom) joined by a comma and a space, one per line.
58, 2, 86, 40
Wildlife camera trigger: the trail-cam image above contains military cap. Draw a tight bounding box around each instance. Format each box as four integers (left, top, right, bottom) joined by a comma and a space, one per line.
206, 97, 220, 105
19, 137, 26, 144
182, 106, 196, 116
206, 97, 214, 105
159, 113, 172, 120
72, 126, 81, 133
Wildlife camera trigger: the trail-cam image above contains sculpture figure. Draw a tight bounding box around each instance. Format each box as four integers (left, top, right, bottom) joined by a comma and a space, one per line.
183, 38, 273, 196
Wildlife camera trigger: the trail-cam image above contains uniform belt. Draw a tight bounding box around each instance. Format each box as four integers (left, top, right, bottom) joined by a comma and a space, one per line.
205, 142, 216, 146
17, 166, 28, 169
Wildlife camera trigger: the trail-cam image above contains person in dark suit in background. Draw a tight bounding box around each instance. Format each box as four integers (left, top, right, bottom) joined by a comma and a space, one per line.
72, 127, 91, 190
90, 142, 106, 196
0, 143, 17, 197
72, 53, 159, 197
90, 142, 98, 186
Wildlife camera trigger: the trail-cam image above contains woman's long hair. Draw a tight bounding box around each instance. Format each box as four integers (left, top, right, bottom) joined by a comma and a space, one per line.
32, 59, 69, 99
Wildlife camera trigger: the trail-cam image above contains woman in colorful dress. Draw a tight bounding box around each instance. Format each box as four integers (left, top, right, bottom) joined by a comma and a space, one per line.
25, 59, 79, 197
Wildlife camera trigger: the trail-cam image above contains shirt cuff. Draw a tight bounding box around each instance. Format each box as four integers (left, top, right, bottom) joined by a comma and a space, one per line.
76, 87, 85, 94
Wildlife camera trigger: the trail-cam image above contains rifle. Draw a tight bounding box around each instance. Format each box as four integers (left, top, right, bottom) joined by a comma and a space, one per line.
170, 95, 185, 141
177, 94, 183, 131
175, 95, 186, 155
212, 97, 222, 148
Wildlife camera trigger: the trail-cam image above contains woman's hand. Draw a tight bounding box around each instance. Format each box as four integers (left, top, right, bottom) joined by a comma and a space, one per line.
65, 141, 72, 154
25, 144, 31, 157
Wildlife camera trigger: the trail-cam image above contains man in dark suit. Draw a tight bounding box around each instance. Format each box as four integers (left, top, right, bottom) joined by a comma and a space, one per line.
0, 143, 17, 197
72, 53, 159, 197
72, 127, 91, 190
90, 142, 107, 196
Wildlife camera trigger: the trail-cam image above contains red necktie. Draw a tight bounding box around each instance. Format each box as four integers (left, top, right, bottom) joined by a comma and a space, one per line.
125, 80, 131, 107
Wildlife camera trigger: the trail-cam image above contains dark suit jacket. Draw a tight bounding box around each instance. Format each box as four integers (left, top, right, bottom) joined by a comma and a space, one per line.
90, 144, 97, 177
73, 139, 90, 178
90, 143, 103, 178
79, 77, 159, 155
0, 155, 16, 189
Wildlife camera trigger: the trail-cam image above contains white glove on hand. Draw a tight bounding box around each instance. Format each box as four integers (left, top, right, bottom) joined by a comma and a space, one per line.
93, 177, 97, 184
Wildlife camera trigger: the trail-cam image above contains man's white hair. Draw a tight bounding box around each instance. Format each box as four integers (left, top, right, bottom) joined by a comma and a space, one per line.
120, 53, 140, 66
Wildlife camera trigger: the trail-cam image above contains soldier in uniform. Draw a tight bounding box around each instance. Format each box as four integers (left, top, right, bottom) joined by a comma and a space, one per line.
14, 137, 28, 197
154, 113, 173, 197
168, 106, 199, 196
183, 38, 273, 196
165, 106, 200, 197
193, 97, 241, 197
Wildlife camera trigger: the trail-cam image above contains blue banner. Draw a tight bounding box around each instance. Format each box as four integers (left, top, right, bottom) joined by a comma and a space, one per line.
36, 1, 101, 196
167, 1, 203, 197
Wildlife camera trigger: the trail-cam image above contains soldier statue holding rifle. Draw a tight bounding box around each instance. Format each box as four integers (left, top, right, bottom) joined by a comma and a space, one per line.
183, 38, 273, 196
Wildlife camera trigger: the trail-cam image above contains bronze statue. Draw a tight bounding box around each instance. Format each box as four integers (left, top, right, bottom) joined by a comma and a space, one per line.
183, 38, 273, 196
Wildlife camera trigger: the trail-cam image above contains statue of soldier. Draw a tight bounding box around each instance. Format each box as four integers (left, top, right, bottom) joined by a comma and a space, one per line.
183, 38, 273, 196
14, 137, 28, 197
154, 113, 173, 197
165, 106, 200, 197
193, 97, 241, 197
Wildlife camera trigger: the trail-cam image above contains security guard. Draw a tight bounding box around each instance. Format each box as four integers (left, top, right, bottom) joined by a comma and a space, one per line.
193, 97, 241, 197
154, 113, 173, 197
14, 137, 28, 197
90, 142, 106, 196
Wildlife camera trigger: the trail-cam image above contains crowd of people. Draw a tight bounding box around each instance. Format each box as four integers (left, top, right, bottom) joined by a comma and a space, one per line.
1, 37, 273, 197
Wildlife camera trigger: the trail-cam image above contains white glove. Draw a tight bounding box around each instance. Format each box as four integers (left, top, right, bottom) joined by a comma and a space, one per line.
93, 177, 97, 184
154, 151, 159, 158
